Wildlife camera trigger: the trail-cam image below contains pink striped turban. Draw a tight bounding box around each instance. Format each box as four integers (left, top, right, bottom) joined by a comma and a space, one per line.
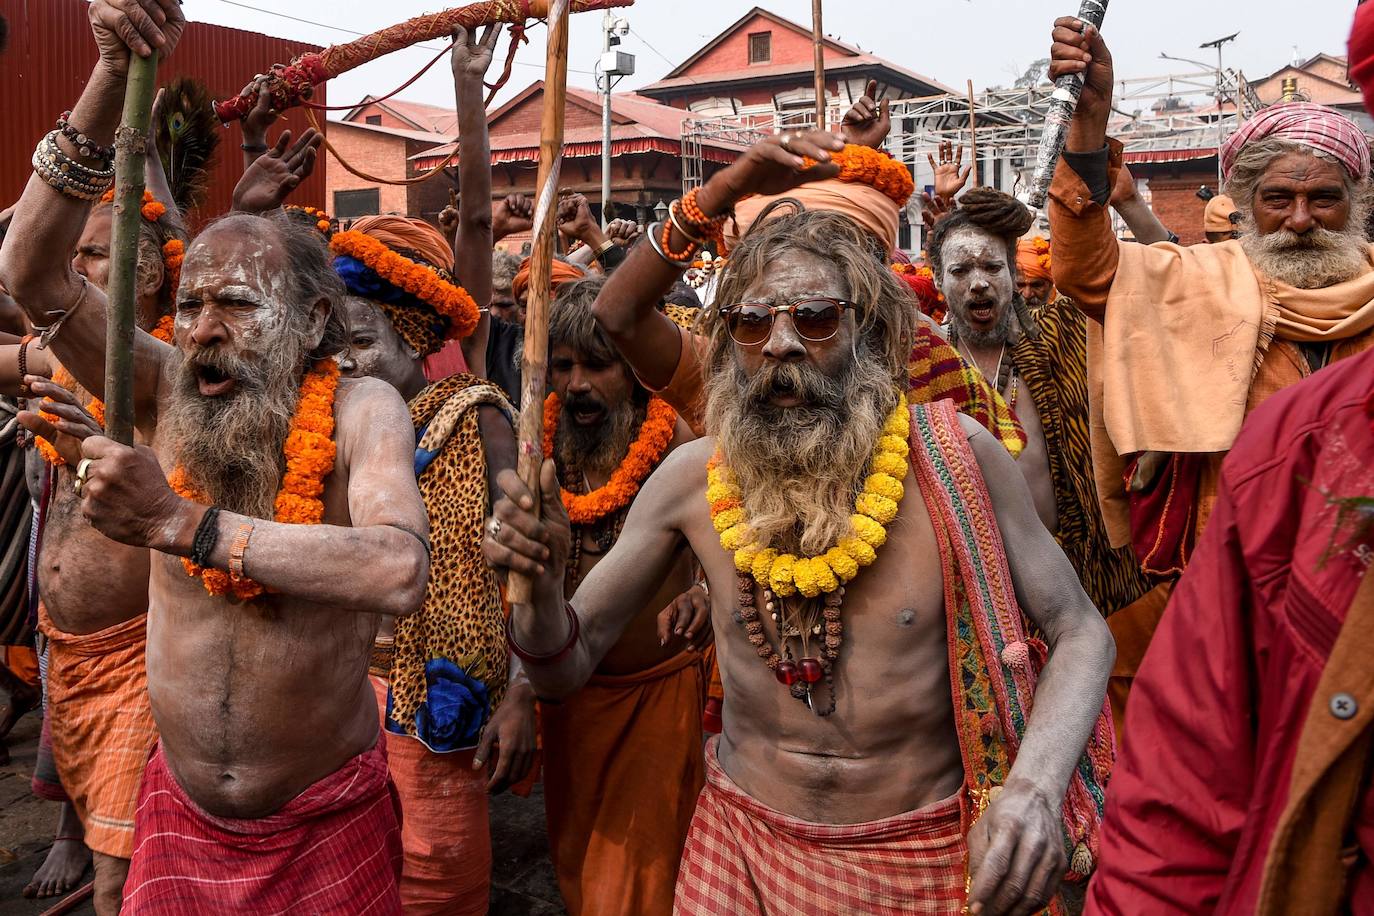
1221, 102, 1371, 181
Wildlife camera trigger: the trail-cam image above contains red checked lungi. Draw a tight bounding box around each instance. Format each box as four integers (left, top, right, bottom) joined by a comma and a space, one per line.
121, 740, 403, 915
673, 737, 967, 915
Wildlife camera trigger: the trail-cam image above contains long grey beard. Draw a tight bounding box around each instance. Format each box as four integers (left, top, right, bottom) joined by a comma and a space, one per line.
160, 343, 309, 519
704, 347, 895, 557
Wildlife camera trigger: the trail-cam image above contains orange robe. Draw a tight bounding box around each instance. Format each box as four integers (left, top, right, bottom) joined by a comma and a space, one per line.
39, 605, 158, 859
541, 649, 708, 916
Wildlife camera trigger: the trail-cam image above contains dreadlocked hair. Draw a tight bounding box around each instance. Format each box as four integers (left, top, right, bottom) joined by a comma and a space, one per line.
549, 275, 649, 405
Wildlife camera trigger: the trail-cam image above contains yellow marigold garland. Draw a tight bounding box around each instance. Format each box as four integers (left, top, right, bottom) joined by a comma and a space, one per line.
708, 391, 910, 597
169, 359, 340, 600
542, 393, 677, 525
330, 230, 479, 341
286, 205, 334, 235
34, 316, 176, 467
799, 144, 915, 207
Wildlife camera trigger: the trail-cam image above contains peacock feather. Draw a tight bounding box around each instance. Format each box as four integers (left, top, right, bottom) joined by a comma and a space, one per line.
156, 77, 221, 213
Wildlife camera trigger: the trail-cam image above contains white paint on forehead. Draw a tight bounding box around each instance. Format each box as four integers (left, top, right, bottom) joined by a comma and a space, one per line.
940, 227, 1005, 265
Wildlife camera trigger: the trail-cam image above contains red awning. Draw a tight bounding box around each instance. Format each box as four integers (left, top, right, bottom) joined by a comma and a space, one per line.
1122, 148, 1217, 164
413, 137, 737, 171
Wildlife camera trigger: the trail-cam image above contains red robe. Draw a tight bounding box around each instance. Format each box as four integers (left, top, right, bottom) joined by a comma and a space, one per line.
1086, 346, 1374, 914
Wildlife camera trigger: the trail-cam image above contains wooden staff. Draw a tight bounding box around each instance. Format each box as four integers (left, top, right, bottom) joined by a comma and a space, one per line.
811, 0, 826, 129
966, 80, 979, 187
105, 53, 160, 446
1021, 0, 1111, 209
508, 0, 571, 605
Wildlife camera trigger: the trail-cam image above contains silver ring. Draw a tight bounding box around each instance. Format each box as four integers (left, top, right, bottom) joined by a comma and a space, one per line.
780, 132, 793, 151
487, 517, 503, 540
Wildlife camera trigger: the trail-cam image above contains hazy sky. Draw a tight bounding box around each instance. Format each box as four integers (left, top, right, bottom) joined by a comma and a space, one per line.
190, 0, 1357, 116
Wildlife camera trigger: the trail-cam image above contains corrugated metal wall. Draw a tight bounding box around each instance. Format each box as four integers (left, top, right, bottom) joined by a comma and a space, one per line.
0, 0, 327, 224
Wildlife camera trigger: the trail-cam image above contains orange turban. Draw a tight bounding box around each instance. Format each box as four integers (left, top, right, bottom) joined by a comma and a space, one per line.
1016, 237, 1053, 283
347, 215, 455, 273
724, 178, 900, 256
512, 258, 586, 303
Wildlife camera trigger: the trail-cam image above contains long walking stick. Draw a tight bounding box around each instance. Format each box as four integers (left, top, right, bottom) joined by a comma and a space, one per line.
105, 53, 160, 446
1020, 0, 1110, 210
507, 0, 571, 605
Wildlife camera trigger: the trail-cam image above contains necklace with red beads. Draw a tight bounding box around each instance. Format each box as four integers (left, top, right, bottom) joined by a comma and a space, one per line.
735, 572, 844, 716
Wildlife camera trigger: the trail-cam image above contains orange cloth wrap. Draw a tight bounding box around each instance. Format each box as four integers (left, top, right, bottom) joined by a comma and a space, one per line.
1016, 238, 1053, 282
542, 649, 708, 916
512, 258, 586, 302
348, 215, 455, 272
370, 676, 490, 916
39, 605, 158, 859
725, 179, 901, 255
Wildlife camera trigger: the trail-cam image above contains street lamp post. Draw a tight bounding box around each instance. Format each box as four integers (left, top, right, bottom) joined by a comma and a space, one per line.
599, 15, 634, 228
1200, 32, 1240, 184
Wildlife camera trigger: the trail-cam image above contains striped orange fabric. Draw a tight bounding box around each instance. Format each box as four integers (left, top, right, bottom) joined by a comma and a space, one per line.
39, 605, 158, 859
673, 738, 968, 915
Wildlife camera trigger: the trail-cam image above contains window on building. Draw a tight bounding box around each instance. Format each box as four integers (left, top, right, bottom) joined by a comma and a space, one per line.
365, 114, 382, 125
748, 32, 771, 65
335, 188, 380, 219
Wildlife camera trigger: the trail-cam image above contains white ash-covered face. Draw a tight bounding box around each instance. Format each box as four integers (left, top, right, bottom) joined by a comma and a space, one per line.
939, 226, 1015, 347
338, 295, 417, 391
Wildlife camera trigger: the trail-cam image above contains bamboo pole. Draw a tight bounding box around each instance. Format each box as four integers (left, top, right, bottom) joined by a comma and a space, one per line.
105, 53, 160, 446
966, 80, 979, 188
507, 0, 571, 605
811, 0, 826, 129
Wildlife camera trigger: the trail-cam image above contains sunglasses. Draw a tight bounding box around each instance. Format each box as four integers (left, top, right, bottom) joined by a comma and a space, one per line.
719, 297, 854, 346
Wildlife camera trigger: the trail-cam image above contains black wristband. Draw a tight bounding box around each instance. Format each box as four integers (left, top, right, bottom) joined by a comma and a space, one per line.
1061, 146, 1112, 207
241, 143, 268, 153
190, 506, 221, 568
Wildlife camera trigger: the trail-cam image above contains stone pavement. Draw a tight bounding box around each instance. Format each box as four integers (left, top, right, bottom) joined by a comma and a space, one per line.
0, 709, 565, 915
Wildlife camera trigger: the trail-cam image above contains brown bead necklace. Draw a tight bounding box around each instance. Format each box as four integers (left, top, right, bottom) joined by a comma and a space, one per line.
735, 571, 844, 716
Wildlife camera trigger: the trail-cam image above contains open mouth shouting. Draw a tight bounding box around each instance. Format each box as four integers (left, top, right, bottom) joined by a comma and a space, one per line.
195, 362, 238, 398
966, 299, 998, 325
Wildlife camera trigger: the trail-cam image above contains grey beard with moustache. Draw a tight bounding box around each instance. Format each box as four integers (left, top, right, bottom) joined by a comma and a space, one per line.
948, 294, 1016, 348
705, 344, 897, 558
160, 324, 315, 519
555, 395, 645, 478
1240, 208, 1372, 289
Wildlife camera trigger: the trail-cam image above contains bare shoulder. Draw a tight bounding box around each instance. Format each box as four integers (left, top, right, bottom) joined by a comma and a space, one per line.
639, 435, 713, 526
332, 375, 415, 466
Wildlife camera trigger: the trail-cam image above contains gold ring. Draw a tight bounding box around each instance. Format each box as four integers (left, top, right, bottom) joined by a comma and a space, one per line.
74, 457, 93, 496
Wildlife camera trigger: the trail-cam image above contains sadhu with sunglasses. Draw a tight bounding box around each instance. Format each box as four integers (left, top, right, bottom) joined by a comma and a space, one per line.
484, 124, 1115, 915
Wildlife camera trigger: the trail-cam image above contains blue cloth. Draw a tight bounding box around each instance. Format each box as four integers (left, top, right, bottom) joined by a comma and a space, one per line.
333, 255, 450, 342
385, 657, 491, 754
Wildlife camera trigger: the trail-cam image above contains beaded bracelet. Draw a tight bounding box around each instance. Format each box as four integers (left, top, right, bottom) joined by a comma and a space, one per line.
33, 132, 115, 200
645, 222, 692, 270
17, 335, 34, 397
33, 152, 107, 201
667, 203, 705, 246
39, 131, 115, 182
658, 219, 699, 265
190, 507, 222, 568
678, 187, 731, 242
506, 600, 581, 665
57, 111, 115, 166
228, 522, 255, 580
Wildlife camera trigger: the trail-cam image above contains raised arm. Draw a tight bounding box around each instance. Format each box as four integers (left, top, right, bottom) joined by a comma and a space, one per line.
1046, 15, 1121, 320
959, 414, 1115, 915
1109, 160, 1174, 245
480, 442, 700, 699
72, 377, 430, 618
0, 1, 179, 413
591, 130, 843, 391
452, 25, 501, 376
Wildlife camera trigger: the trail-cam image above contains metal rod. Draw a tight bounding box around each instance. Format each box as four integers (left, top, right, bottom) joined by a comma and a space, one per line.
507, 0, 570, 605
105, 52, 160, 446
966, 79, 979, 187
811, 0, 825, 129
601, 9, 613, 226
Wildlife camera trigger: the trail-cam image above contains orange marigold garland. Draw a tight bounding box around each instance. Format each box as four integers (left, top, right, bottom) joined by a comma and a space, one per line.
169, 359, 341, 600
162, 239, 185, 296
34, 316, 176, 466
542, 393, 677, 525
330, 230, 479, 340
800, 144, 915, 207
100, 188, 167, 223
286, 205, 334, 236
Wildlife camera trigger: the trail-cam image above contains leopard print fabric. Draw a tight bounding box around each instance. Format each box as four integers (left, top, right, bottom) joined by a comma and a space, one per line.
384, 374, 515, 746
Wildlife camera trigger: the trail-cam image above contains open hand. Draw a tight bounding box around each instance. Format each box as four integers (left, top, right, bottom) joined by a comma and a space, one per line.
17, 378, 102, 467
89, 0, 185, 76
452, 23, 501, 82
493, 194, 535, 241
232, 129, 322, 213
716, 130, 844, 202
966, 781, 1067, 916
474, 681, 537, 794
929, 141, 973, 200
841, 79, 891, 149
657, 583, 713, 653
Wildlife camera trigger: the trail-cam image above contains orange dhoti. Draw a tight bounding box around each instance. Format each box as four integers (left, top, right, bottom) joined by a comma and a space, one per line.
541, 649, 708, 916
39, 605, 157, 859
370, 675, 491, 916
